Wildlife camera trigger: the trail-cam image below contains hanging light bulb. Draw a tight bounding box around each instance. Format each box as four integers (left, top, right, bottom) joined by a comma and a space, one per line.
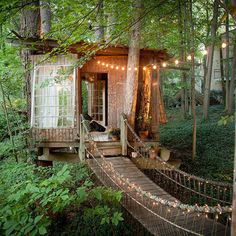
102, 62, 105, 66
187, 55, 192, 61
134, 67, 138, 71
153, 65, 157, 69
116, 66, 119, 70
162, 62, 167, 67
175, 60, 179, 65
122, 67, 125, 71
128, 67, 131, 71
106, 64, 109, 67
143, 66, 147, 71
222, 42, 227, 49
97, 61, 101, 64
110, 65, 114, 69
202, 49, 208, 55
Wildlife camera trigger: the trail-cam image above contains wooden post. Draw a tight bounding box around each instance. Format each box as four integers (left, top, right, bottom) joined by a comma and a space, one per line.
79, 116, 85, 161
120, 114, 127, 156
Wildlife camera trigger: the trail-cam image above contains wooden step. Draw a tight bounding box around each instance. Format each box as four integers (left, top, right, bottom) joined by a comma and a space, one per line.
85, 141, 120, 147
86, 141, 122, 156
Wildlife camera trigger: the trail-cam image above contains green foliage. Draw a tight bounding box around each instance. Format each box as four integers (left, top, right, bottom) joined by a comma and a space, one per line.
218, 115, 234, 126
0, 161, 123, 236
160, 105, 234, 182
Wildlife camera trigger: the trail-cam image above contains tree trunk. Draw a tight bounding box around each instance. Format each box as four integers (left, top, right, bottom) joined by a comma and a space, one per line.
232, 110, 236, 236
20, 0, 40, 119
139, 68, 151, 131
0, 80, 18, 163
220, 47, 226, 104
95, 0, 104, 41
124, 0, 142, 127
203, 0, 219, 119
225, 12, 230, 112
189, 0, 196, 160
20, 0, 40, 38
178, 0, 187, 119
39, 0, 51, 37
228, 39, 236, 114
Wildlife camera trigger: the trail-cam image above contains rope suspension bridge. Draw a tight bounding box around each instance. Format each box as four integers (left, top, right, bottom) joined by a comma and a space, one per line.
79, 114, 232, 236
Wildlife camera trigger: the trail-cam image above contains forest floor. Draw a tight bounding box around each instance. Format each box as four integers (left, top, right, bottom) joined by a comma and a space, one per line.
159, 105, 234, 183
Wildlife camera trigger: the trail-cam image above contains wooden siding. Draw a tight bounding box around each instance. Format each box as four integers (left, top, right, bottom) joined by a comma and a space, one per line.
81, 56, 157, 128
32, 128, 78, 145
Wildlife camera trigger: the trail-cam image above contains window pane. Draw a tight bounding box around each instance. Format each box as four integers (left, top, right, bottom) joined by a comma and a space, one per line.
31, 55, 76, 128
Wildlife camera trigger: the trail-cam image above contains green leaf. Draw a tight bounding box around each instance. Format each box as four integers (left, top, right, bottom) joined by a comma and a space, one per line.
34, 215, 43, 224
111, 212, 124, 226
38, 226, 47, 235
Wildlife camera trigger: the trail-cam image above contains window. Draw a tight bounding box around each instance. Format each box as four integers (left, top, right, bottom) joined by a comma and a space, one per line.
31, 55, 76, 128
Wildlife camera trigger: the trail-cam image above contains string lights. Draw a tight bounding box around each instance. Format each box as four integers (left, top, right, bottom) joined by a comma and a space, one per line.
96, 60, 169, 71
96, 40, 231, 72
82, 116, 232, 217
222, 42, 227, 49
162, 62, 167, 67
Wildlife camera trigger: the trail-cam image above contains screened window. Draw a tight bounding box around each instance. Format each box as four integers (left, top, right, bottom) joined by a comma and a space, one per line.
31, 55, 76, 128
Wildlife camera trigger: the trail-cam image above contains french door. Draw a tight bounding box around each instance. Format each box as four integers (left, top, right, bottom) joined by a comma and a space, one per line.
82, 73, 107, 126
88, 80, 106, 125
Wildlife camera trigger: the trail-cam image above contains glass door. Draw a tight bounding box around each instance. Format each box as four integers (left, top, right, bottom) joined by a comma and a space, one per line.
82, 73, 107, 126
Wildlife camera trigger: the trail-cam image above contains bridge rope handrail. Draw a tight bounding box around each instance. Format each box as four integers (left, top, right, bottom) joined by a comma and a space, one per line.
122, 114, 232, 207
125, 134, 232, 205
80, 114, 232, 215
85, 148, 203, 236
123, 116, 232, 188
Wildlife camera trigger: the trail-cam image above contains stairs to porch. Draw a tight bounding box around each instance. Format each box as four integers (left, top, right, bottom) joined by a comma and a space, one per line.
86, 140, 122, 157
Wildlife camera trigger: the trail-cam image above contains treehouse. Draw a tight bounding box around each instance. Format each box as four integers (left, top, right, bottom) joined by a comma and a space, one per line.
27, 40, 168, 155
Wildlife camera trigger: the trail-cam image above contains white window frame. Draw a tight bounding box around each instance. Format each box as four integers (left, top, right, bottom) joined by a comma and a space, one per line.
31, 55, 76, 128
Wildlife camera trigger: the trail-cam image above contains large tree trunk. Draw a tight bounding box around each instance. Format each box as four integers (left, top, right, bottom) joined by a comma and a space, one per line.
20, 0, 40, 119
228, 39, 236, 114
20, 0, 40, 38
189, 0, 196, 160
225, 12, 230, 112
39, 0, 51, 37
139, 68, 151, 131
203, 0, 219, 119
124, 0, 142, 127
220, 47, 226, 104
178, 0, 188, 119
95, 0, 104, 41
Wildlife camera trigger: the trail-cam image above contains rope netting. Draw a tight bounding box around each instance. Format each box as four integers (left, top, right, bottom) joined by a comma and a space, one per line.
123, 116, 233, 208
80, 114, 231, 236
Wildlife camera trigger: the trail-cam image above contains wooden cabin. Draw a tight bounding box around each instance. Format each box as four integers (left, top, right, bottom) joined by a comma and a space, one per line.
28, 40, 168, 153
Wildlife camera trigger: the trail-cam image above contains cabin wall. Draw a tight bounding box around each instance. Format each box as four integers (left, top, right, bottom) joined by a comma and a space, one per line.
80, 56, 157, 128
81, 56, 128, 128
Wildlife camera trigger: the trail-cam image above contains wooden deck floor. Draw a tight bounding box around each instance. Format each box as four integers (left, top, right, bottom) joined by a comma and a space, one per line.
87, 156, 229, 236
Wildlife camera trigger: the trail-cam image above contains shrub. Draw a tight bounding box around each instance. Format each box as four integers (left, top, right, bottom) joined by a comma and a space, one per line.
0, 161, 123, 236
160, 105, 234, 182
